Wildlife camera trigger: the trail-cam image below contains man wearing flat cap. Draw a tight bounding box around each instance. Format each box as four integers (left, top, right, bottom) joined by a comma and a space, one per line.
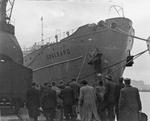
119, 78, 142, 121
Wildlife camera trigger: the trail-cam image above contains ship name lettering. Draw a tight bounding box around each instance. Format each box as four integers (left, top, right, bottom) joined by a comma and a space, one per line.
46, 48, 71, 60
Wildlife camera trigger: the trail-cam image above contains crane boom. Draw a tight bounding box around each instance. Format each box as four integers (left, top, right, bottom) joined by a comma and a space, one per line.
0, 0, 15, 24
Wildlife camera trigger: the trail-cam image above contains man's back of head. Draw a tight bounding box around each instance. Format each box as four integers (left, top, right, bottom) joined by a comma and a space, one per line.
96, 73, 103, 81
98, 80, 104, 86
72, 78, 76, 82
124, 78, 131, 86
81, 80, 88, 85
52, 81, 56, 86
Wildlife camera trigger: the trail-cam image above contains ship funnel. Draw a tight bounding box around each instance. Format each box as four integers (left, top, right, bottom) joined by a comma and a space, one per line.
0, 0, 8, 23
146, 36, 150, 55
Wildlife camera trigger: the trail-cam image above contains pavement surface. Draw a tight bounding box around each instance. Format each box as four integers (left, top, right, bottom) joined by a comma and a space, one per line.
0, 107, 81, 121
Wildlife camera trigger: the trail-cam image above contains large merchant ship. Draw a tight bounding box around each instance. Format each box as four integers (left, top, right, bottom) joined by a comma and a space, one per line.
24, 16, 134, 84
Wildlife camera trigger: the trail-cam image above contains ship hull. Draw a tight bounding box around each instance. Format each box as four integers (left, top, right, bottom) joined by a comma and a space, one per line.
24, 17, 134, 84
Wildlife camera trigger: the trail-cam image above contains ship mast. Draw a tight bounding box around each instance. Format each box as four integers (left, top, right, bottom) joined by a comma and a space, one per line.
108, 5, 124, 18
0, 0, 15, 24
41, 16, 44, 42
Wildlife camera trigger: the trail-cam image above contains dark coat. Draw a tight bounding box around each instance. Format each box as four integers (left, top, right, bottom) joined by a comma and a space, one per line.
60, 86, 75, 106
26, 88, 40, 108
119, 86, 142, 121
69, 81, 80, 100
104, 80, 117, 105
41, 89, 57, 110
115, 82, 125, 120
115, 83, 125, 105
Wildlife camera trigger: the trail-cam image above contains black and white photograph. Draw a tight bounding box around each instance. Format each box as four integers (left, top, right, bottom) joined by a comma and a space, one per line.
0, 0, 150, 121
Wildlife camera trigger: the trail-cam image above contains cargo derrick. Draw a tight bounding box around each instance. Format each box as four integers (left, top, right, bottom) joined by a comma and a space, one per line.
0, 0, 32, 115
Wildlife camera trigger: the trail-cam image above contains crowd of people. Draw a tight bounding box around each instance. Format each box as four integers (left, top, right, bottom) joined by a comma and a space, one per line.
25, 74, 142, 121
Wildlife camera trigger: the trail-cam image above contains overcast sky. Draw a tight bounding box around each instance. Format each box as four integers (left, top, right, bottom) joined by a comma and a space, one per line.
11, 0, 150, 84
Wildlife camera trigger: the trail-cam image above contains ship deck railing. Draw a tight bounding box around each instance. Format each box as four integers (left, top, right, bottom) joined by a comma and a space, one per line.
22, 28, 78, 54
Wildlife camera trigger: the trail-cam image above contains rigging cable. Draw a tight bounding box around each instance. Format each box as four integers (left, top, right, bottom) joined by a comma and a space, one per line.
78, 49, 148, 80
110, 49, 148, 75
112, 27, 148, 42
103, 49, 148, 71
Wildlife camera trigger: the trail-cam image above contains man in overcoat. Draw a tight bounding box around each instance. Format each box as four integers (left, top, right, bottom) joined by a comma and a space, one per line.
119, 78, 142, 121
69, 78, 80, 119
26, 82, 40, 121
104, 75, 117, 121
60, 83, 75, 120
41, 85, 57, 121
79, 80, 100, 121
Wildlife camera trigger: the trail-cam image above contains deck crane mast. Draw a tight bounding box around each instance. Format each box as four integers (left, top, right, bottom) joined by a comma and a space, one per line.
0, 0, 15, 24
